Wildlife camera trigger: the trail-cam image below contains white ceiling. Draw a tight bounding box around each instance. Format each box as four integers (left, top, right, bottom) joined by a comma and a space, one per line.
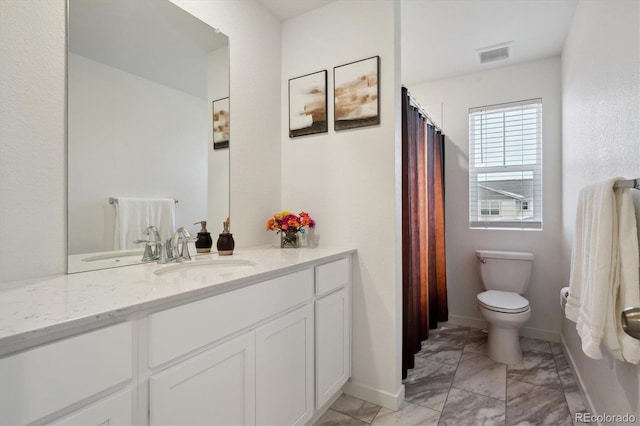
401, 0, 579, 85
257, 0, 338, 20
257, 0, 578, 86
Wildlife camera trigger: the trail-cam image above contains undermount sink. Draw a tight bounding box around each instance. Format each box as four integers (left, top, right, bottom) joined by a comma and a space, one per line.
153, 258, 257, 277
82, 250, 143, 263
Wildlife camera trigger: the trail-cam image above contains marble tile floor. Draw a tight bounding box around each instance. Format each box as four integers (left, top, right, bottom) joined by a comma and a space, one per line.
315, 324, 591, 426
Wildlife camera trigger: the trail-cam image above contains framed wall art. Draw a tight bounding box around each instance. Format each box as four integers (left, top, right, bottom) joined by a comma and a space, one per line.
334, 56, 380, 131
288, 70, 328, 138
213, 97, 230, 150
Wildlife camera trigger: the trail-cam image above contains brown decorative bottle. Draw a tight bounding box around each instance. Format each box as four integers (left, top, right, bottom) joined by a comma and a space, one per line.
217, 217, 235, 256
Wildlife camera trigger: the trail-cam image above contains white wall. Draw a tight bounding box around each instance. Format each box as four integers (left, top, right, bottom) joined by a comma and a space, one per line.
0, 0, 282, 283
561, 0, 640, 418
172, 0, 282, 247
0, 0, 66, 281
281, 0, 403, 409
67, 53, 208, 254
411, 57, 564, 341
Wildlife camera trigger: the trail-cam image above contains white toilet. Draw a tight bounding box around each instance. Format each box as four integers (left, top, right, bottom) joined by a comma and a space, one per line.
476, 249, 533, 364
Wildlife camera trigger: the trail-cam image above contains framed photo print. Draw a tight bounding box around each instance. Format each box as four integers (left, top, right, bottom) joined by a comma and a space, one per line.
213, 97, 230, 150
334, 56, 380, 131
288, 70, 328, 138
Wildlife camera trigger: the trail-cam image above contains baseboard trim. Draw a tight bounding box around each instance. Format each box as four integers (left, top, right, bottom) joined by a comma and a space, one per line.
560, 334, 598, 421
446, 314, 486, 330
447, 314, 560, 342
306, 388, 343, 425
342, 380, 405, 411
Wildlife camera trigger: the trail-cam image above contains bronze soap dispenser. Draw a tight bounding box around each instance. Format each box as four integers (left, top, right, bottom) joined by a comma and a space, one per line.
193, 221, 213, 253
217, 217, 235, 256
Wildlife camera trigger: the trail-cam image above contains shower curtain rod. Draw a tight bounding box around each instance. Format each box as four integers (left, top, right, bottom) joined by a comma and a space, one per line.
405, 88, 442, 132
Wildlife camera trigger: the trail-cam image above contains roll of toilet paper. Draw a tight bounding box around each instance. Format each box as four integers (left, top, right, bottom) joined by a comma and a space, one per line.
560, 286, 570, 311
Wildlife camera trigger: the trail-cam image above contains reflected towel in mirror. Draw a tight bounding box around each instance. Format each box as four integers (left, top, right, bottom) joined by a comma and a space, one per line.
114, 198, 176, 250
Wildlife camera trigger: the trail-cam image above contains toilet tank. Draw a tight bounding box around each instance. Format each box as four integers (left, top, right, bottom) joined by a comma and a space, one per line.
476, 250, 533, 294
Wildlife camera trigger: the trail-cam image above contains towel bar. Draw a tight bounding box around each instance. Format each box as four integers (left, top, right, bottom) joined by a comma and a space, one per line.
613, 178, 640, 190
622, 307, 640, 340
109, 197, 179, 204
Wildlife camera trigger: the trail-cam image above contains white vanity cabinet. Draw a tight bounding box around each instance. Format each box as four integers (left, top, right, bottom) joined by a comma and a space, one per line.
314, 258, 351, 408
0, 250, 354, 426
147, 267, 319, 426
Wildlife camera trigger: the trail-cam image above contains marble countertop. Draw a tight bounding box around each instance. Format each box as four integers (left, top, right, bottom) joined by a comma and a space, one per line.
0, 246, 355, 351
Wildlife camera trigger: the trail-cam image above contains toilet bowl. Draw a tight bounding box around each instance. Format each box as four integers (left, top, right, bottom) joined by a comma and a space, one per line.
477, 290, 531, 364
476, 250, 534, 364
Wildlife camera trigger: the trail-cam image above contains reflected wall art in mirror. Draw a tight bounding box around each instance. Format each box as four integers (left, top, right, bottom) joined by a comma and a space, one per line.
67, 0, 230, 273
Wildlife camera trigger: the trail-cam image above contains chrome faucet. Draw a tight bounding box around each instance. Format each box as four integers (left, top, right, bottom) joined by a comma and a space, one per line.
135, 226, 195, 264
146, 225, 162, 259
171, 227, 195, 262
152, 238, 173, 265
134, 225, 162, 262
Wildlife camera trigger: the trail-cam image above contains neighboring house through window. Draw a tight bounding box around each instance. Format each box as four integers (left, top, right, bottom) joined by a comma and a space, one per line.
480, 200, 500, 216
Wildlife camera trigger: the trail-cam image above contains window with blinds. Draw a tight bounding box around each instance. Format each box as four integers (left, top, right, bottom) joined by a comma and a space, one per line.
468, 99, 542, 230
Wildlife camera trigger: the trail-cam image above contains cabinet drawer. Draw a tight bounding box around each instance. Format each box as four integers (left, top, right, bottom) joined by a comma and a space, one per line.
0, 322, 132, 425
149, 268, 314, 367
315, 257, 350, 296
51, 389, 132, 426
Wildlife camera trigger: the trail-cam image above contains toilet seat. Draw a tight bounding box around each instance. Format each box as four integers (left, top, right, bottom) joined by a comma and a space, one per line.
477, 290, 529, 313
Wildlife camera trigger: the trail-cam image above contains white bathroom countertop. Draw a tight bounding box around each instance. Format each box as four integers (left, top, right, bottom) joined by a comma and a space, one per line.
0, 245, 355, 353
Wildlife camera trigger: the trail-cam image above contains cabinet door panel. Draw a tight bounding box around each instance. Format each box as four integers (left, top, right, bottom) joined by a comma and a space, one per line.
150, 332, 255, 426
316, 287, 350, 407
255, 305, 313, 426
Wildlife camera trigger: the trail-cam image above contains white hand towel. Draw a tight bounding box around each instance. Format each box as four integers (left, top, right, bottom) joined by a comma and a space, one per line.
114, 198, 148, 250
565, 178, 620, 360
114, 198, 176, 250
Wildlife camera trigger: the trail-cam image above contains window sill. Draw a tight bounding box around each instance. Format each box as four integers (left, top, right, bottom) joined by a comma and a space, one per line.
469, 221, 542, 231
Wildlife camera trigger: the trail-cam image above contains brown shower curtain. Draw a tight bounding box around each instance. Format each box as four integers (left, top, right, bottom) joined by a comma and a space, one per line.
401, 87, 448, 379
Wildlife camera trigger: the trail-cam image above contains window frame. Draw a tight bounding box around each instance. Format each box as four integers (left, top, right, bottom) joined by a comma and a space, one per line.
468, 99, 543, 230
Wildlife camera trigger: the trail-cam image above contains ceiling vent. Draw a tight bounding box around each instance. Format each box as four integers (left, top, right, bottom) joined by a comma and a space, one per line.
477, 41, 513, 65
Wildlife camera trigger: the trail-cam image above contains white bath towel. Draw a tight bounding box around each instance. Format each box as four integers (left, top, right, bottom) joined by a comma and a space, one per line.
566, 178, 640, 363
612, 189, 640, 363
114, 198, 175, 250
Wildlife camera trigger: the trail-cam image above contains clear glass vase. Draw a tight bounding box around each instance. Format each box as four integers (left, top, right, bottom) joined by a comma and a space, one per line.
280, 231, 299, 248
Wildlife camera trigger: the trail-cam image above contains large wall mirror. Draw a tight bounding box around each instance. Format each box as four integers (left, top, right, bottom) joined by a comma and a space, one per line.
67, 0, 229, 273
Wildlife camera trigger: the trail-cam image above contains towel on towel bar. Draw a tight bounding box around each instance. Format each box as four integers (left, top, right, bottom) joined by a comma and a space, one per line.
114, 198, 176, 250
566, 178, 640, 363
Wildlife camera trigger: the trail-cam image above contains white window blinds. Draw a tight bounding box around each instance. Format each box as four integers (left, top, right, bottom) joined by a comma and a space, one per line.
469, 99, 542, 230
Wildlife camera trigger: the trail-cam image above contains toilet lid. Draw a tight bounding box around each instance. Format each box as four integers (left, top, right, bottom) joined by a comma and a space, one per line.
477, 290, 529, 313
